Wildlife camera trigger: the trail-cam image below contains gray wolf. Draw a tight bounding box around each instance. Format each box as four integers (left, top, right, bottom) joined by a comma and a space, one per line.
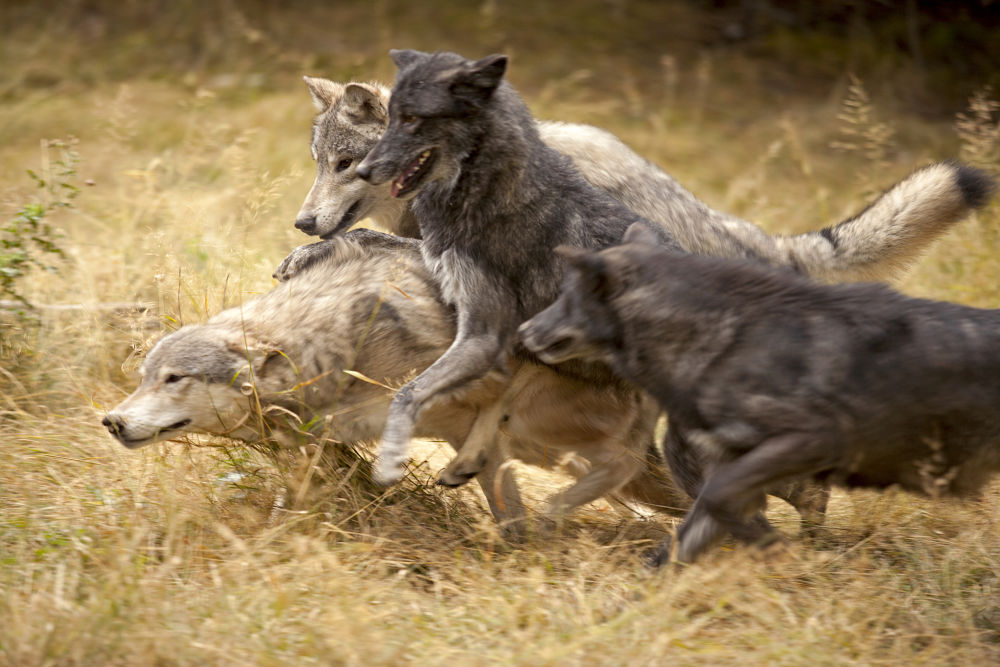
520, 221, 1000, 564
350, 49, 994, 487
296, 76, 985, 283
101, 230, 691, 525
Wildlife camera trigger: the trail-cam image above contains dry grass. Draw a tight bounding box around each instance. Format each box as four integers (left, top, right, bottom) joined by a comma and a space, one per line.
2, 2, 1000, 665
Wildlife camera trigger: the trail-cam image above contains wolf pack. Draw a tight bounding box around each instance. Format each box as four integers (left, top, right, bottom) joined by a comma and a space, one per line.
103, 50, 999, 566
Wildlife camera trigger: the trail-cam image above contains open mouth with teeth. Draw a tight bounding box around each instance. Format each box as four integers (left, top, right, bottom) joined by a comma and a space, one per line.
391, 149, 435, 198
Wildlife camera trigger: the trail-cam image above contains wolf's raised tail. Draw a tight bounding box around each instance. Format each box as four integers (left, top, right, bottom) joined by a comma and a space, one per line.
543, 123, 995, 283
774, 161, 996, 282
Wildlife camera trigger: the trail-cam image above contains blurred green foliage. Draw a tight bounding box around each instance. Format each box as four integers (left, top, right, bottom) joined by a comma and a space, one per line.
0, 139, 75, 309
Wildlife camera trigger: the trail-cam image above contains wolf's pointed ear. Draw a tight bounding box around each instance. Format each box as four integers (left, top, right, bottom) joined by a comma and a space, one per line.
389, 49, 424, 70
343, 83, 388, 125
556, 246, 621, 300
225, 336, 290, 384
304, 76, 343, 112
622, 222, 660, 247
449, 54, 508, 102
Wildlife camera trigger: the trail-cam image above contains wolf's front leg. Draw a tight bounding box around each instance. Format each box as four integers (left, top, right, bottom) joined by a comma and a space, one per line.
376, 330, 506, 485
273, 230, 421, 281
437, 399, 507, 487
273, 240, 337, 281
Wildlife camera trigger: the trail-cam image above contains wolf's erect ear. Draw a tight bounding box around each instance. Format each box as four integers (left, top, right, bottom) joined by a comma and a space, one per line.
389, 49, 424, 70
556, 246, 621, 301
304, 76, 344, 112
622, 222, 660, 247
225, 336, 289, 384
449, 54, 508, 102
343, 83, 388, 125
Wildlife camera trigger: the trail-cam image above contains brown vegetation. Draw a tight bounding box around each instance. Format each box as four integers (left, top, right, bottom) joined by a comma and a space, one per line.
1, 2, 999, 664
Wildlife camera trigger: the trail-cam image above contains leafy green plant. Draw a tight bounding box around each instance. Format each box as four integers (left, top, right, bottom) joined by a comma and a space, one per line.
1, 138, 78, 308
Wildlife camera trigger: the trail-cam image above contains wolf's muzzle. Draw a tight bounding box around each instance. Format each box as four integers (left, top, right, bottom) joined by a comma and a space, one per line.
102, 413, 125, 434
295, 215, 318, 235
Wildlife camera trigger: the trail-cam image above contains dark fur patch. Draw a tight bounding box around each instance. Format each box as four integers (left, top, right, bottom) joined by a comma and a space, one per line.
951, 160, 997, 209
819, 226, 838, 248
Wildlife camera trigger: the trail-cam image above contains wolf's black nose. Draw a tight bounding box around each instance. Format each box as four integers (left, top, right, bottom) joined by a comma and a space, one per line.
355, 162, 372, 182
294, 216, 318, 235
102, 414, 123, 433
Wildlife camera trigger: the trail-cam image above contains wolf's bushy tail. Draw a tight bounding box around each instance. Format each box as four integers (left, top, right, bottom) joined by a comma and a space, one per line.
544, 123, 995, 283
774, 161, 996, 282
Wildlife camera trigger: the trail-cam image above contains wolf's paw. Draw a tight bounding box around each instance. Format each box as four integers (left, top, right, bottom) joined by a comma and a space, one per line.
273, 240, 337, 281
643, 536, 674, 569
374, 459, 405, 486
436, 450, 488, 488
374, 430, 411, 486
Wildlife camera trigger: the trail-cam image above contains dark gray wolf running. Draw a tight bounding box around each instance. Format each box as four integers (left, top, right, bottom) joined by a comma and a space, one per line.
521, 222, 1000, 564
352, 49, 995, 485
101, 230, 689, 525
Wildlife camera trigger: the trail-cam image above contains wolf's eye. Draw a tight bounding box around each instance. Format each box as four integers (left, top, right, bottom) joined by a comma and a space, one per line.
164, 374, 184, 384
336, 158, 353, 172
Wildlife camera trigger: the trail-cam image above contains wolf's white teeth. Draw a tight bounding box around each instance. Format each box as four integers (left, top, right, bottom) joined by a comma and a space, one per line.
391, 151, 432, 197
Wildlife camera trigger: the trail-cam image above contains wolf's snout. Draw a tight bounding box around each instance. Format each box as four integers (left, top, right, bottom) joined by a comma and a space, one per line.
102, 413, 124, 434
354, 160, 373, 182
294, 215, 318, 235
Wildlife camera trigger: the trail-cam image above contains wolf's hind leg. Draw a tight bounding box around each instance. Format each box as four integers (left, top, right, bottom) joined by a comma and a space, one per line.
675, 432, 834, 563
437, 400, 505, 487
436, 399, 529, 529
473, 437, 527, 529
544, 448, 643, 520
770, 479, 830, 536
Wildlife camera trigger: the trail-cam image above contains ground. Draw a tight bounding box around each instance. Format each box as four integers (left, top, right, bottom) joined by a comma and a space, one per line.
1, 2, 999, 664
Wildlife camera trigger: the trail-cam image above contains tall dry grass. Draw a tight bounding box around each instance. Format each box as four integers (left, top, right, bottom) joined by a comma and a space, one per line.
2, 2, 999, 664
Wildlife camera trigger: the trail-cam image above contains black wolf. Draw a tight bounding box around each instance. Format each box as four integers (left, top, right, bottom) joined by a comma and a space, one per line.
521, 222, 1000, 564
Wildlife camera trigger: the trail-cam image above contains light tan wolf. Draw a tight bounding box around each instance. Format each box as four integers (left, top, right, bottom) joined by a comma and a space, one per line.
102, 230, 698, 527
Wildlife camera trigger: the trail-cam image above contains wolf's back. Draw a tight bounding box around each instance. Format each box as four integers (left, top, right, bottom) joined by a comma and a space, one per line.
541, 122, 995, 283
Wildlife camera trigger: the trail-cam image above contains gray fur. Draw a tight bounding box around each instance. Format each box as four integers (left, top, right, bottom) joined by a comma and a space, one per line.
354, 50, 681, 484
522, 223, 1000, 564
103, 230, 689, 526
296, 78, 992, 284
351, 49, 994, 485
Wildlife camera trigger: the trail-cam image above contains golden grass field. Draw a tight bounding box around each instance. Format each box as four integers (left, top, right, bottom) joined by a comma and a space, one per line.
2, 2, 999, 664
